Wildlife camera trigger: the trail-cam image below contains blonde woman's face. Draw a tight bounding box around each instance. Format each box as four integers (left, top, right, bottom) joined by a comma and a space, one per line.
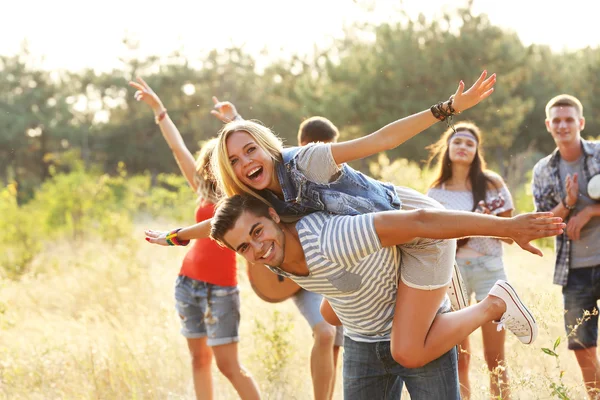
226, 130, 275, 191
448, 131, 478, 166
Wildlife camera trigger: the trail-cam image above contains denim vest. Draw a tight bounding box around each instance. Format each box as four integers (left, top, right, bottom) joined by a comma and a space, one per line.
260, 147, 402, 218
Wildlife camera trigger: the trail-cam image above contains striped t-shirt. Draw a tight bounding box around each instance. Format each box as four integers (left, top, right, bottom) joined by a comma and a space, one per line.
266, 212, 400, 342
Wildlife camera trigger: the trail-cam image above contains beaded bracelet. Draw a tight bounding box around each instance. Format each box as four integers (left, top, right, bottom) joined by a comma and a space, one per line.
166, 228, 190, 246
562, 197, 576, 211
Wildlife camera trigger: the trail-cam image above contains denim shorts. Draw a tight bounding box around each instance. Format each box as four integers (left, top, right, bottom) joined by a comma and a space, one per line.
562, 266, 600, 350
292, 289, 344, 347
456, 255, 507, 302
174, 275, 240, 346
343, 337, 459, 400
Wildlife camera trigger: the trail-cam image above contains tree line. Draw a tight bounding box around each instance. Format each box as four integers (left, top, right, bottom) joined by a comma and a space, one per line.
2, 5, 600, 203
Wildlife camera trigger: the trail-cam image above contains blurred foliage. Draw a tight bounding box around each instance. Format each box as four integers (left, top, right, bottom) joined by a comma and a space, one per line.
0, 156, 195, 279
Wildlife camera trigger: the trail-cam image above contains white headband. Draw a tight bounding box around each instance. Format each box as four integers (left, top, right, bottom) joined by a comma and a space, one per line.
449, 131, 478, 144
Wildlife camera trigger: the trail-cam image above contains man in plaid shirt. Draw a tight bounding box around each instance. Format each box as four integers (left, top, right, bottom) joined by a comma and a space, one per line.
532, 94, 600, 397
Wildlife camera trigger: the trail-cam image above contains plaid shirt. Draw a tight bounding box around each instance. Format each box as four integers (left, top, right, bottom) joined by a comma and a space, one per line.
531, 139, 600, 286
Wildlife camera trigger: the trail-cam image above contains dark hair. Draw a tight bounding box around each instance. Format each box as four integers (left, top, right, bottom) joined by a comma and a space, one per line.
211, 194, 272, 246
427, 121, 495, 212
297, 116, 339, 145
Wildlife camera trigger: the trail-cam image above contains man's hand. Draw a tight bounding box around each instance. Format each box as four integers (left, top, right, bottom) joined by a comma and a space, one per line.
565, 173, 579, 207
145, 229, 169, 246
567, 207, 592, 241
451, 70, 496, 113
508, 212, 565, 256
210, 96, 240, 123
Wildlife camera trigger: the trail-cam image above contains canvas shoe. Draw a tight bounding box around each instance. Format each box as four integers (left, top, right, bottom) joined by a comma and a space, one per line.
447, 262, 469, 311
488, 280, 538, 344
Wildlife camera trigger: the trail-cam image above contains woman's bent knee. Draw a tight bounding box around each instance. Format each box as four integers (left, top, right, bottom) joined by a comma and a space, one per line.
391, 347, 427, 369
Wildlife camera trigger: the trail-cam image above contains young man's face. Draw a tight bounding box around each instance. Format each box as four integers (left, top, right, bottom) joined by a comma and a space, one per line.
545, 106, 585, 147
222, 209, 286, 268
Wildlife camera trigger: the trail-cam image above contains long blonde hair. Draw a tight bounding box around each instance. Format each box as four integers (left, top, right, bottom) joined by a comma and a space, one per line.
194, 137, 220, 205
212, 120, 284, 205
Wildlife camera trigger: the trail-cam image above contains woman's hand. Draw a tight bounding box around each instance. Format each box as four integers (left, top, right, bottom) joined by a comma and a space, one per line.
144, 229, 169, 246
210, 96, 240, 123
451, 71, 497, 113
129, 77, 164, 113
475, 200, 491, 214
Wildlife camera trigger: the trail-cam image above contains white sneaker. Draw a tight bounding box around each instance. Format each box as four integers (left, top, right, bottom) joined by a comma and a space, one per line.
488, 280, 538, 344
447, 262, 469, 311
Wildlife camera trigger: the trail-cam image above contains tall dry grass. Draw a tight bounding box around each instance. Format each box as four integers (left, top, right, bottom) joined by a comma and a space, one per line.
0, 227, 591, 399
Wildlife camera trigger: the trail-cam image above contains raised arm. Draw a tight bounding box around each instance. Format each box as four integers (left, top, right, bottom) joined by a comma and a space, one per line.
129, 77, 198, 191
330, 71, 496, 165
373, 208, 564, 256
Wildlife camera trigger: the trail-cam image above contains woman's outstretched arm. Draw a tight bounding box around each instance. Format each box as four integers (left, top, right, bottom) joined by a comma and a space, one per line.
330, 71, 496, 165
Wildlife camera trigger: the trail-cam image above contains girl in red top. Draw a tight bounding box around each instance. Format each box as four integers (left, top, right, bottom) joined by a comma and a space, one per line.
130, 78, 260, 400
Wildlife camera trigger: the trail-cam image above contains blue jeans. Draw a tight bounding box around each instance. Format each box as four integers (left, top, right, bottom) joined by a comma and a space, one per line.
563, 266, 600, 350
343, 337, 459, 399
174, 276, 240, 346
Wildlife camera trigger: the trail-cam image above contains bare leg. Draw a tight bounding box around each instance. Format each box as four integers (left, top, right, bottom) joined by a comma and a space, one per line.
331, 344, 341, 400
320, 298, 342, 326
311, 321, 337, 400
390, 281, 505, 368
187, 337, 214, 400
457, 337, 471, 400
481, 319, 510, 399
574, 347, 600, 399
212, 342, 261, 400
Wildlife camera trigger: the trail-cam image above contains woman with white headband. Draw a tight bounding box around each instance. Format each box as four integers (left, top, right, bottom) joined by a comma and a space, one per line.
427, 121, 515, 400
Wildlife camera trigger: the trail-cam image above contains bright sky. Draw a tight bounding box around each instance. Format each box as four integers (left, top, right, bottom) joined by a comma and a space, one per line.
2, 0, 598, 72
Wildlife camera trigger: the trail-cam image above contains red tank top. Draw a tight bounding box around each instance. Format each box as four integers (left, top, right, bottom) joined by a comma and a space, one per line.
179, 202, 237, 286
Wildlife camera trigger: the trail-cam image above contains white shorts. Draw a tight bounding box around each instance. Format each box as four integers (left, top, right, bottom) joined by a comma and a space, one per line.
395, 186, 456, 291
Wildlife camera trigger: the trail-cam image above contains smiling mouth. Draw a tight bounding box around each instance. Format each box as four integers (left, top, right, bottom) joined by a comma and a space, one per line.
260, 243, 274, 260
247, 166, 264, 181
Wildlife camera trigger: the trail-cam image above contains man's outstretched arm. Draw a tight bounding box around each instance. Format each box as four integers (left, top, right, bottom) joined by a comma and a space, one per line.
372, 209, 564, 256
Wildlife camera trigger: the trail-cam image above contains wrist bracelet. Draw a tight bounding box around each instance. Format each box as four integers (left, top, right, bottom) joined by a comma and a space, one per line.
430, 102, 446, 121
166, 228, 190, 246
155, 109, 168, 124
430, 97, 459, 133
563, 197, 576, 210
447, 95, 458, 114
